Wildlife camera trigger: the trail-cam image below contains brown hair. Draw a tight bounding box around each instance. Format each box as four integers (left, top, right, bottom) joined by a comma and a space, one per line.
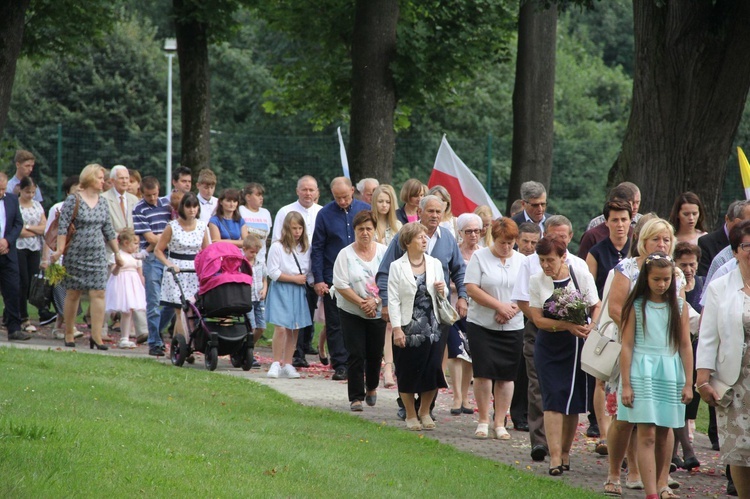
535, 236, 566, 257
399, 178, 425, 204
353, 210, 377, 230
669, 191, 707, 233
398, 222, 427, 252
14, 150, 34, 164
491, 217, 519, 241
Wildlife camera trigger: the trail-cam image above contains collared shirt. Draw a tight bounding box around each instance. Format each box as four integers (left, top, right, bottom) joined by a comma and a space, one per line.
311, 198, 370, 284
587, 212, 643, 231
701, 254, 738, 306
197, 195, 218, 223
521, 211, 546, 234
7, 175, 43, 203
272, 200, 322, 244
427, 226, 441, 254
133, 198, 171, 250
705, 245, 733, 285
511, 251, 590, 303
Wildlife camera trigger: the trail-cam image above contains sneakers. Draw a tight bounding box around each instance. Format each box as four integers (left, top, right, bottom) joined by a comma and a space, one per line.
118, 338, 137, 349
39, 312, 57, 326
148, 345, 166, 356
267, 361, 281, 378
8, 330, 31, 341
22, 321, 37, 333
282, 363, 301, 379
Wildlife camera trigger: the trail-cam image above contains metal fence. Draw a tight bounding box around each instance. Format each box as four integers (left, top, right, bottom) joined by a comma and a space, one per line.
2, 125, 743, 251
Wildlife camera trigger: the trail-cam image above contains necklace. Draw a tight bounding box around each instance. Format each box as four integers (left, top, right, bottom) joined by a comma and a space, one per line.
409, 256, 425, 267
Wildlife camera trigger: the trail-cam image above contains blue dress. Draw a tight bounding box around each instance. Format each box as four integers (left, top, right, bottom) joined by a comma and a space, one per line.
209, 215, 243, 241
617, 298, 686, 428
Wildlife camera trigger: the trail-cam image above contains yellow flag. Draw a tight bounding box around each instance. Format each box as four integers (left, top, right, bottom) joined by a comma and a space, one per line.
739, 147, 750, 200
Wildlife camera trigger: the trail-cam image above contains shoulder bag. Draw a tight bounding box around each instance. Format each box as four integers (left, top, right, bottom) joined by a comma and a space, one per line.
580, 274, 621, 381
291, 250, 319, 311
45, 195, 80, 253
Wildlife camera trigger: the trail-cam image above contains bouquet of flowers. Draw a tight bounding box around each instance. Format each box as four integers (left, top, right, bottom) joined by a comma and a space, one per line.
45, 263, 68, 286
543, 287, 588, 326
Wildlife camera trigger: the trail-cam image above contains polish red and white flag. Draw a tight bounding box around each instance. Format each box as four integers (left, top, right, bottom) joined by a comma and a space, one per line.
428, 136, 502, 218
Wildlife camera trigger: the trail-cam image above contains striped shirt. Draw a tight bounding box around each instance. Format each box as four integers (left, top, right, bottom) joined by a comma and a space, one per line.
133, 198, 171, 250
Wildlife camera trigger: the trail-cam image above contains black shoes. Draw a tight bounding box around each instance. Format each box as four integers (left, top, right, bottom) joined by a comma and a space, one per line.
39, 311, 58, 326
90, 338, 109, 351
8, 331, 31, 341
332, 367, 348, 380
304, 346, 319, 355
149, 345, 166, 356
514, 421, 530, 432
252, 357, 261, 369
682, 456, 700, 471
586, 423, 600, 438
292, 357, 310, 368
531, 445, 549, 462
397, 406, 407, 421
365, 394, 377, 407
136, 333, 149, 345
319, 355, 329, 365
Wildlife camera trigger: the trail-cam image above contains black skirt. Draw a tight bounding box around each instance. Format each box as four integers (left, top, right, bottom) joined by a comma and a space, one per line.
466, 322, 523, 381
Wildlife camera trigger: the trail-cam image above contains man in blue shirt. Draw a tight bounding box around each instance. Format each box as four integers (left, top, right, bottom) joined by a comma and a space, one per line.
133, 176, 174, 356
311, 177, 370, 380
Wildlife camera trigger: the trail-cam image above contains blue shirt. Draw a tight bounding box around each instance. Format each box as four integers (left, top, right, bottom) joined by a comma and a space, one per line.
133, 198, 171, 250
376, 226, 467, 307
311, 198, 370, 284
209, 215, 243, 240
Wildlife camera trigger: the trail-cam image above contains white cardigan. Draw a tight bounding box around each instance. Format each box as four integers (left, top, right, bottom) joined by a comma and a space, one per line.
387, 253, 445, 328
697, 268, 746, 386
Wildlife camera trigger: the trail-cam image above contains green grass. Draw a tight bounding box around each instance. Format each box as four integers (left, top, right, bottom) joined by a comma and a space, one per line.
0, 347, 599, 498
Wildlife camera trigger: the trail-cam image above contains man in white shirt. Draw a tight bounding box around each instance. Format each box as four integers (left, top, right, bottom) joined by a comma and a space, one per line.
272, 175, 322, 365
272, 175, 321, 243
195, 168, 218, 223
511, 215, 589, 462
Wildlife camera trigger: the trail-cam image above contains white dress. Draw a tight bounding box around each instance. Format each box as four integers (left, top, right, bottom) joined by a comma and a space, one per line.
105, 252, 146, 313
160, 219, 207, 306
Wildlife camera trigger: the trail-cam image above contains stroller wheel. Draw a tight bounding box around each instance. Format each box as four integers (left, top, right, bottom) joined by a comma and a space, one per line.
229, 350, 242, 369
170, 334, 188, 367
241, 346, 254, 371
205, 346, 218, 371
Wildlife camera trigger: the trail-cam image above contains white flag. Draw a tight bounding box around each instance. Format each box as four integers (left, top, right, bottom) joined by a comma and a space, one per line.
338, 127, 350, 179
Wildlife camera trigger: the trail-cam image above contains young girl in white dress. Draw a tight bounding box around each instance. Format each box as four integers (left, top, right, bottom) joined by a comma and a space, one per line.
105, 229, 147, 349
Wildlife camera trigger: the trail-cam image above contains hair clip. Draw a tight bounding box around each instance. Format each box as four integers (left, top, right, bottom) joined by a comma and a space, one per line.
645, 253, 674, 265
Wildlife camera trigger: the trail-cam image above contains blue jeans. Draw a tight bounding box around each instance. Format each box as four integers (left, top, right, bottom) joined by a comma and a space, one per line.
143, 253, 175, 347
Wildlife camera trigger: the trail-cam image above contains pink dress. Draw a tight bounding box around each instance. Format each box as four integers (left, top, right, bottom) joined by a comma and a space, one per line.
105, 251, 147, 313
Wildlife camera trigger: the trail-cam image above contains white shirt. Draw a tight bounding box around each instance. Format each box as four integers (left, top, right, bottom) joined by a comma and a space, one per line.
0, 196, 6, 239
511, 251, 590, 303
239, 205, 273, 261
427, 226, 441, 254
197, 195, 218, 223
332, 243, 387, 319
465, 248, 526, 330
266, 241, 313, 284
272, 200, 322, 244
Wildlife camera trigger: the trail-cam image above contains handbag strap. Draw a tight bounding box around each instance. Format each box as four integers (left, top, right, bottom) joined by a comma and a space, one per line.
290, 249, 304, 275
62, 195, 81, 256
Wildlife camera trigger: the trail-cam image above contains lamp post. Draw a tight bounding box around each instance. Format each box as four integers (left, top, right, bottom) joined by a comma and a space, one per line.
164, 38, 177, 191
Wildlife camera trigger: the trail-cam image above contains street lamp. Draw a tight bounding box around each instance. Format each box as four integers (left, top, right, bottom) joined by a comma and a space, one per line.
164, 38, 177, 191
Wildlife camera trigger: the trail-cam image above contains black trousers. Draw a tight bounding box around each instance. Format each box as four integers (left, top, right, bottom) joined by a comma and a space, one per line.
294, 294, 318, 360
0, 249, 23, 334
323, 291, 349, 370
510, 321, 529, 426
339, 309, 386, 402
17, 248, 41, 321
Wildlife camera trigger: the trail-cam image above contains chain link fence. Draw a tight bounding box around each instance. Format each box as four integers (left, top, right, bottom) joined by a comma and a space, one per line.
2, 125, 743, 252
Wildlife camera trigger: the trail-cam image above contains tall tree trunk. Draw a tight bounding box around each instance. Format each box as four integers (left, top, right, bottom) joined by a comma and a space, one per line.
173, 0, 211, 175
507, 0, 557, 212
609, 0, 750, 226
0, 0, 30, 137
348, 0, 399, 184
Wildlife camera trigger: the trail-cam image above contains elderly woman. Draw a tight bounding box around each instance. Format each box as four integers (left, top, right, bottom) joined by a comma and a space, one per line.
447, 213, 483, 416
528, 236, 600, 475
604, 216, 685, 497
697, 220, 750, 497
51, 164, 123, 350
465, 217, 526, 439
388, 222, 448, 431
333, 211, 387, 411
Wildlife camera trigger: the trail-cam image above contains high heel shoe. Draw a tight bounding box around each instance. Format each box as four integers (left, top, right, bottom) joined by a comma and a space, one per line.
90, 338, 109, 351
64, 340, 76, 348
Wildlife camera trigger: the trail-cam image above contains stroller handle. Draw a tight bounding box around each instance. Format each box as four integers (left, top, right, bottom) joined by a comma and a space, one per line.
167, 267, 196, 274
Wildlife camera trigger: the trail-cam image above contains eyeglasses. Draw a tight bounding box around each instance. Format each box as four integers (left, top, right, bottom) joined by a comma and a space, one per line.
739, 242, 750, 253
525, 202, 547, 209
463, 229, 481, 235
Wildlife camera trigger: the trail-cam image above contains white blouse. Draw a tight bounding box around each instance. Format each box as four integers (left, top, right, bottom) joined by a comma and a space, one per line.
332, 243, 387, 319
465, 248, 526, 330
266, 241, 313, 284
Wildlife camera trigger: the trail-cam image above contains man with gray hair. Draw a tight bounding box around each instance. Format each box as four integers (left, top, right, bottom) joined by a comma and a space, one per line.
355, 178, 379, 205
511, 181, 547, 234
312, 177, 371, 380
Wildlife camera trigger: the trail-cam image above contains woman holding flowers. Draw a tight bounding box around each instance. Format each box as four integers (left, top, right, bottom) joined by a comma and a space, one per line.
528, 236, 600, 476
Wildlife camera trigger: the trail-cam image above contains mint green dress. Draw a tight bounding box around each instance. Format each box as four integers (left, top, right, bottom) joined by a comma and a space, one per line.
617, 298, 686, 428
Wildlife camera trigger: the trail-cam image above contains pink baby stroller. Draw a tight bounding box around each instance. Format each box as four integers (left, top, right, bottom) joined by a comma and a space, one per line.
168, 242, 254, 371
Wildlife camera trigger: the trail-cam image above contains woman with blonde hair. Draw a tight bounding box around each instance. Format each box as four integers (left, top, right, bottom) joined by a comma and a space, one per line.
474, 205, 494, 247
50, 164, 123, 349
371, 184, 402, 387
372, 184, 402, 245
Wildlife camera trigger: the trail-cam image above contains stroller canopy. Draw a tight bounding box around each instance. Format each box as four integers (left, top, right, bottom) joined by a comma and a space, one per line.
194, 242, 253, 294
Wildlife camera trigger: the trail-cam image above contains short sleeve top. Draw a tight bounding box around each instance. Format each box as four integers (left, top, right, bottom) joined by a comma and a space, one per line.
465, 248, 526, 330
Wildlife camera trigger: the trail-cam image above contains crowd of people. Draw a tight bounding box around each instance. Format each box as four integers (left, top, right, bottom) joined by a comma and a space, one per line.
2, 149, 750, 498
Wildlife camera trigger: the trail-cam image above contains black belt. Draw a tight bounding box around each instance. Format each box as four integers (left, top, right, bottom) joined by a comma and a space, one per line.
170, 252, 195, 261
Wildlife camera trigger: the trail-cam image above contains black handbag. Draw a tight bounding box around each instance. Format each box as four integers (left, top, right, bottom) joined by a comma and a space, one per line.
29, 271, 52, 310
291, 251, 319, 311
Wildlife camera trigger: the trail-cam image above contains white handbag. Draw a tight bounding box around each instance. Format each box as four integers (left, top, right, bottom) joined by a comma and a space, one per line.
435, 292, 459, 325
581, 320, 621, 381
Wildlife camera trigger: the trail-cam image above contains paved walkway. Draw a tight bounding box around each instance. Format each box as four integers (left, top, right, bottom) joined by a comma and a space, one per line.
1, 330, 731, 497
